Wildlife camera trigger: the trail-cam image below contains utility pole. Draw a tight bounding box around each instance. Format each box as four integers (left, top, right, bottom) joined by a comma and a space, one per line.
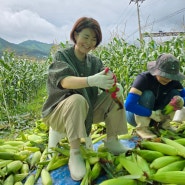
129, 0, 145, 45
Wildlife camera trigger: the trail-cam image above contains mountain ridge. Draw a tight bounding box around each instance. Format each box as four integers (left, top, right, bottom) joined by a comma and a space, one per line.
0, 37, 53, 58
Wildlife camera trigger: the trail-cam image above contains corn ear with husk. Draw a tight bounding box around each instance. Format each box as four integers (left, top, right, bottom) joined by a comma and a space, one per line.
157, 160, 185, 173
14, 173, 29, 182
135, 154, 151, 178
162, 137, 185, 158
41, 168, 52, 185
88, 156, 100, 165
47, 157, 68, 171
14, 182, 23, 185
118, 154, 146, 182
99, 176, 138, 185
150, 155, 182, 169
30, 150, 42, 169
0, 160, 12, 168
134, 149, 164, 162
2, 160, 23, 175
0, 152, 28, 161
24, 174, 35, 185
140, 140, 178, 156
35, 147, 49, 182
152, 171, 185, 184
90, 162, 102, 181
20, 163, 29, 174
3, 174, 14, 185
174, 138, 185, 145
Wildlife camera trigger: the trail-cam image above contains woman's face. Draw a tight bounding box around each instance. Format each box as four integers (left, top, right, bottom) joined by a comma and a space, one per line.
156, 75, 172, 85
74, 28, 97, 59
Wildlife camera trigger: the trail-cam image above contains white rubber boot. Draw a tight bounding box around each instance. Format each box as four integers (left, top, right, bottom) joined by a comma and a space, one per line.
104, 138, 131, 155
48, 127, 66, 149
173, 107, 185, 123
135, 115, 157, 139
68, 149, 86, 181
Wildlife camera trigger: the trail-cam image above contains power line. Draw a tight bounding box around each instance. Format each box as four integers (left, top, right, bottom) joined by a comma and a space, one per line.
111, 2, 135, 34
143, 8, 185, 28
126, 6, 185, 40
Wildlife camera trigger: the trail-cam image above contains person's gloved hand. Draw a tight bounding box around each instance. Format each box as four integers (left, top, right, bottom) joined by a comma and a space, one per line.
173, 107, 185, 123
150, 110, 162, 122
109, 83, 123, 99
87, 70, 114, 89
162, 96, 184, 115
115, 83, 123, 98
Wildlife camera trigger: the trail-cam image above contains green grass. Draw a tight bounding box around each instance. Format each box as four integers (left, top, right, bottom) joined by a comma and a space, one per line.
25, 85, 47, 118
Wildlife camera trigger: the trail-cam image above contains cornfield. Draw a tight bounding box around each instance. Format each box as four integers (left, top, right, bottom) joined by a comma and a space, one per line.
0, 51, 50, 124
0, 36, 185, 125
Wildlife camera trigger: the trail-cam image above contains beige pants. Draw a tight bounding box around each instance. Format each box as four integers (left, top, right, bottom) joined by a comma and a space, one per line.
43, 92, 128, 142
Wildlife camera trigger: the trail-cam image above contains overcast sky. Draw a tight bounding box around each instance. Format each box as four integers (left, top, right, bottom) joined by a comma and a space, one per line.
0, 0, 185, 45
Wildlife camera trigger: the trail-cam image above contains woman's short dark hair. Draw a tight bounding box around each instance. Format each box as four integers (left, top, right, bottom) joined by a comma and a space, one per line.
70, 17, 102, 47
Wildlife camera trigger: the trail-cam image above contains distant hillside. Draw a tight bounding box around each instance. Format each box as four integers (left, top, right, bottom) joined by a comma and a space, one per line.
0, 38, 53, 58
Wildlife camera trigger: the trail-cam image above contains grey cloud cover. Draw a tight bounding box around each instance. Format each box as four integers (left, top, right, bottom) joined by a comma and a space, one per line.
0, 0, 184, 44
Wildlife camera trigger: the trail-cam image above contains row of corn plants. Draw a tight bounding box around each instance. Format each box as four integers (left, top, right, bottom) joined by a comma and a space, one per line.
0, 51, 50, 125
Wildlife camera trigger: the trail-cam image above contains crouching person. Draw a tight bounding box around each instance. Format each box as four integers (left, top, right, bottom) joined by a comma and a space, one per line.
42, 17, 129, 181
125, 53, 185, 139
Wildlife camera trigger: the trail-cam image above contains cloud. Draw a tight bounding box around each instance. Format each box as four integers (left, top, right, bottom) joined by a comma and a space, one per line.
140, 0, 185, 31
0, 8, 59, 43
0, 0, 184, 44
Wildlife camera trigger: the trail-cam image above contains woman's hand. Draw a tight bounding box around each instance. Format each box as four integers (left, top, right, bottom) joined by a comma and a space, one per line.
87, 70, 114, 89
